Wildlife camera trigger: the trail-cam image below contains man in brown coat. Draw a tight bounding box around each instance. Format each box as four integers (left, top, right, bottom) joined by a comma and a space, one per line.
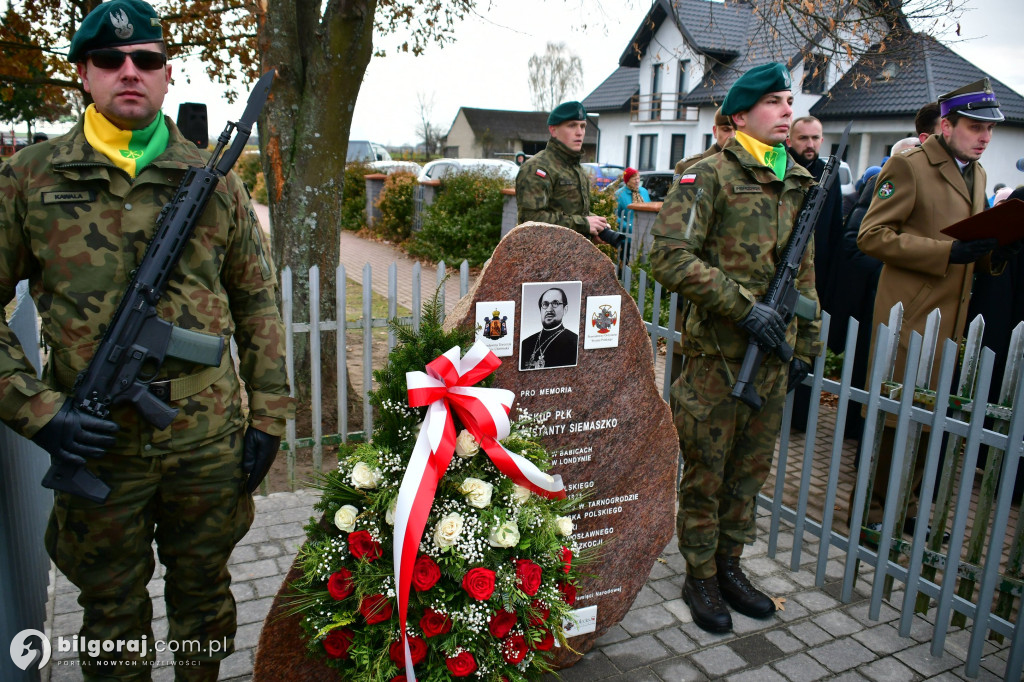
854, 79, 1004, 529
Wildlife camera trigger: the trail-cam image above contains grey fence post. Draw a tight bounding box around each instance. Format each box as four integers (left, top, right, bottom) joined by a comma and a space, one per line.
413, 180, 439, 234
0, 281, 50, 682
500, 188, 518, 238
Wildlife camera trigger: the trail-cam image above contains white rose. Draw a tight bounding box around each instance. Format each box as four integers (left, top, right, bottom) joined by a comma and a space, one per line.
555, 516, 574, 536
459, 477, 494, 509
385, 498, 397, 525
455, 430, 480, 458
488, 520, 521, 548
333, 505, 359, 532
351, 462, 382, 489
512, 484, 532, 504
433, 512, 464, 548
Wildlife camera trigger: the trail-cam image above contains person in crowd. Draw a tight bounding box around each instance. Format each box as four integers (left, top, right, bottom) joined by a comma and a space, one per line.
651, 62, 821, 634
0, 1, 294, 677
516, 101, 610, 240
674, 107, 735, 177
989, 182, 1007, 207
785, 116, 846, 431
915, 101, 941, 144
614, 167, 651, 232
853, 79, 1008, 534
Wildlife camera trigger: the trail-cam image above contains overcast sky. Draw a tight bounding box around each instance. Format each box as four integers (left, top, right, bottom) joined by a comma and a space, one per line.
151, 0, 1024, 146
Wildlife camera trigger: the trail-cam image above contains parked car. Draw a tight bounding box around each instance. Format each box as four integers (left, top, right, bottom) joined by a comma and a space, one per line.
417, 158, 519, 184
838, 160, 854, 199
637, 171, 675, 202
347, 140, 392, 163
581, 163, 625, 189
368, 160, 422, 175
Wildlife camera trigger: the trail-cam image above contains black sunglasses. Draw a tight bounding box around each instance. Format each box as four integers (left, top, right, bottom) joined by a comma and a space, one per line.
87, 49, 167, 71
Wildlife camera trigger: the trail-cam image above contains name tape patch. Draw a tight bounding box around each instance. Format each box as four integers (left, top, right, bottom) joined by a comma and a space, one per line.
733, 185, 763, 193
41, 190, 95, 204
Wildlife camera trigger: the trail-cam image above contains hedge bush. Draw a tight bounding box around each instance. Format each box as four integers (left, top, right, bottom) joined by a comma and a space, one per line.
372, 171, 417, 242
407, 172, 506, 267
236, 151, 267, 203
341, 162, 372, 232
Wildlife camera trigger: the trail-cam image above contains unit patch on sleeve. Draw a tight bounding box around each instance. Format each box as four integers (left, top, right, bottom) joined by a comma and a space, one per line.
877, 180, 895, 199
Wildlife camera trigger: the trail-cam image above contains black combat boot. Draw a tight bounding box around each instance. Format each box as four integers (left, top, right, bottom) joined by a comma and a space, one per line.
715, 555, 775, 619
682, 574, 732, 633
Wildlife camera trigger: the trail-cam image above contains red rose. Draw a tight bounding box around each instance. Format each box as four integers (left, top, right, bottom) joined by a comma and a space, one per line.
391, 677, 407, 682
412, 554, 441, 592
558, 581, 577, 605
327, 568, 354, 600
360, 594, 393, 624
532, 627, 554, 651
388, 636, 426, 666
488, 609, 517, 639
515, 559, 542, 596
445, 651, 478, 677
528, 599, 550, 625
502, 634, 528, 664
420, 608, 452, 637
462, 566, 496, 601
349, 530, 382, 562
323, 628, 354, 659
559, 546, 572, 574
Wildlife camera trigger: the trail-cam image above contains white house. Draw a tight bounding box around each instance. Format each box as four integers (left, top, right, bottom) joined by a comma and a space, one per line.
583, 0, 1024, 190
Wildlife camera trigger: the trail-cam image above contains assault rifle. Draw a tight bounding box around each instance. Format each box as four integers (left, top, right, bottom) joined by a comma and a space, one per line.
42, 70, 276, 502
730, 121, 852, 410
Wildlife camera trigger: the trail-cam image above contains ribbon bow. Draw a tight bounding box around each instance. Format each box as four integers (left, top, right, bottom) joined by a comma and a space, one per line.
393, 342, 565, 680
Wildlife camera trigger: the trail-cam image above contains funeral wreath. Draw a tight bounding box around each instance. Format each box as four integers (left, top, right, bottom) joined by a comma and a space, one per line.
289, 299, 585, 681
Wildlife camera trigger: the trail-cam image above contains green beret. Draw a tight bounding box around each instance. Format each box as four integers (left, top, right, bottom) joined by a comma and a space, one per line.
68, 0, 164, 63
547, 101, 587, 126
721, 63, 792, 115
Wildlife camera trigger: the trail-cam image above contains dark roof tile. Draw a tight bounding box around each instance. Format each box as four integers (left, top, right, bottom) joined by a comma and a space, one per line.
810, 33, 1024, 124
583, 66, 640, 112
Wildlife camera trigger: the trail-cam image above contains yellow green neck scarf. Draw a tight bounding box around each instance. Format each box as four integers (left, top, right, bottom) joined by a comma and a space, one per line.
84, 104, 168, 178
735, 130, 787, 180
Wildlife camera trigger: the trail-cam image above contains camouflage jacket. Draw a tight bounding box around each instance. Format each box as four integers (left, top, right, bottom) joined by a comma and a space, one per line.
515, 137, 591, 234
651, 137, 822, 362
673, 142, 722, 177
0, 116, 294, 454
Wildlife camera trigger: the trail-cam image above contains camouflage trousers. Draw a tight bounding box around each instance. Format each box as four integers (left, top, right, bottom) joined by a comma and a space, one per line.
672, 354, 787, 578
45, 429, 254, 682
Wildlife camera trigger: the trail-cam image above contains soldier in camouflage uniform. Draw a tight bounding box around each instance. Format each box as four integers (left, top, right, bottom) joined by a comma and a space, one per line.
0, 2, 293, 679
651, 63, 821, 634
516, 101, 610, 239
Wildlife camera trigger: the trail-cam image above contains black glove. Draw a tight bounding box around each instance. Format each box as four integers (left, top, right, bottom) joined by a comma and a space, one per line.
949, 238, 998, 264
31, 400, 118, 466
738, 302, 788, 350
991, 239, 1023, 268
242, 427, 281, 493
787, 357, 812, 393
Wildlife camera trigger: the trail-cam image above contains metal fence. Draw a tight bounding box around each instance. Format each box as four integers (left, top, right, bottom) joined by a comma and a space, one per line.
1, 282, 50, 682
274, 262, 1022, 680
5, 258, 1023, 680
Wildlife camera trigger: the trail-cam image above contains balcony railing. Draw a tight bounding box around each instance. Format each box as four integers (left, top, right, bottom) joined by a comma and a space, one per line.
630, 93, 701, 122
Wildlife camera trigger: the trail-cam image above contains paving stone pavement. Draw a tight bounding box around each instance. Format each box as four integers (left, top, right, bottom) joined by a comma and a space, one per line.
43, 489, 1014, 682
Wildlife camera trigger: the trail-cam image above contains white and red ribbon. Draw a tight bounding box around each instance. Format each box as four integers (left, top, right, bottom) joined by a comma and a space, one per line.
392, 342, 566, 680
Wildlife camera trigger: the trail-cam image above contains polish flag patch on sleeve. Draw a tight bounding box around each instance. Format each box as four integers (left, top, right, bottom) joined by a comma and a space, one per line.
679, 174, 697, 185
535, 169, 547, 178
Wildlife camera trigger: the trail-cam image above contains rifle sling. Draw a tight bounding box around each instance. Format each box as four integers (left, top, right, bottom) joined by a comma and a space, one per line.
54, 351, 232, 403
